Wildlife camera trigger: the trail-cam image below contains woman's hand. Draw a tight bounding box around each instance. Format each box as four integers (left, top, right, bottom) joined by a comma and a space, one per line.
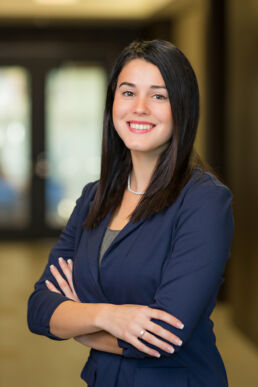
46, 261, 122, 354
45, 257, 80, 302
97, 303, 184, 358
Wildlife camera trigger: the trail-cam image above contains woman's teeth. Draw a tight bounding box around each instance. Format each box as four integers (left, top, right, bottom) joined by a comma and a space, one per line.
129, 123, 154, 130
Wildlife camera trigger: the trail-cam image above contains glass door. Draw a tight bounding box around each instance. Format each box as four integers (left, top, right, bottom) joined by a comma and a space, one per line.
45, 63, 106, 228
0, 67, 31, 229
0, 61, 106, 237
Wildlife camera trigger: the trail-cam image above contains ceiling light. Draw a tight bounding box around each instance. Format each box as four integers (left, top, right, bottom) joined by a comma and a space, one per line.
35, 0, 78, 5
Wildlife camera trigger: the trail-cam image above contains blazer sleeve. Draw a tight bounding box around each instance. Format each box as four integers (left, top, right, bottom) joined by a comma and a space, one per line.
118, 183, 234, 358
27, 182, 95, 340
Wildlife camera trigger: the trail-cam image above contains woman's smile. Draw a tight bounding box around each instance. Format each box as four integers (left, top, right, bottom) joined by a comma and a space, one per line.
127, 120, 156, 133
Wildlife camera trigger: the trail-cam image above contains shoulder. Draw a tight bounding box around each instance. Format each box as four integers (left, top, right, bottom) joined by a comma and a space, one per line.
171, 169, 234, 245
181, 168, 233, 207
173, 168, 234, 233
81, 180, 99, 202
72, 180, 99, 217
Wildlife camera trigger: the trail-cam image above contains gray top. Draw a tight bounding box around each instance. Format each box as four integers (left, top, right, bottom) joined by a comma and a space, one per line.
99, 228, 120, 267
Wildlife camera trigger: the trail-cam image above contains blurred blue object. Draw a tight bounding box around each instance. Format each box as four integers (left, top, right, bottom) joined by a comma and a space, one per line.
0, 178, 18, 205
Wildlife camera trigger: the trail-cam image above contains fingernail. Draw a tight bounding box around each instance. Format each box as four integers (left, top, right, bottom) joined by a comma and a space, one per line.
58, 257, 63, 262
67, 259, 72, 265
50, 265, 54, 270
45, 280, 50, 285
175, 339, 183, 346
155, 352, 161, 358
177, 322, 184, 329
167, 346, 174, 353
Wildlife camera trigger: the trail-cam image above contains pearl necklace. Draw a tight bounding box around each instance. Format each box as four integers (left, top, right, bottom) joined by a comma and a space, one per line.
127, 174, 145, 195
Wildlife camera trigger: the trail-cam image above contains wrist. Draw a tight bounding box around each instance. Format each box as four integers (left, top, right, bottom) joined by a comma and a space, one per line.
74, 334, 89, 346
94, 303, 114, 331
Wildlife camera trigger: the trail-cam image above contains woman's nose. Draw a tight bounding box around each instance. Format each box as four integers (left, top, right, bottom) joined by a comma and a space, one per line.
133, 96, 149, 115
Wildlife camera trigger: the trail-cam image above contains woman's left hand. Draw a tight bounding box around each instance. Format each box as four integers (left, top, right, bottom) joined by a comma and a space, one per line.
46, 259, 122, 354
45, 257, 80, 302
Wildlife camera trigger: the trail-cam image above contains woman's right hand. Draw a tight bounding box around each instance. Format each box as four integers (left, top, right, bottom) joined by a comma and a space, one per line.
45, 258, 80, 302
97, 303, 184, 358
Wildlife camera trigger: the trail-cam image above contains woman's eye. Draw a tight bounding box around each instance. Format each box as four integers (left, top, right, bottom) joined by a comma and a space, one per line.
122, 91, 134, 97
153, 94, 167, 100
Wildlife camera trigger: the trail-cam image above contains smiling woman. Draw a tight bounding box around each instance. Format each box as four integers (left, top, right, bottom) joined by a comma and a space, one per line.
27, 40, 234, 387
112, 59, 173, 160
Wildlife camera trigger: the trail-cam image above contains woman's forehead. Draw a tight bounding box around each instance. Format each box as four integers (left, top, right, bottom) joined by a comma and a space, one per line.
117, 58, 166, 88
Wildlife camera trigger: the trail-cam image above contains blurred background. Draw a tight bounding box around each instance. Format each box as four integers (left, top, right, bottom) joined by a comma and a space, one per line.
0, 0, 257, 386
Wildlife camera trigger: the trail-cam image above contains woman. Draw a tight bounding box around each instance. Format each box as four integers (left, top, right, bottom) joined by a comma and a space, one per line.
28, 40, 234, 387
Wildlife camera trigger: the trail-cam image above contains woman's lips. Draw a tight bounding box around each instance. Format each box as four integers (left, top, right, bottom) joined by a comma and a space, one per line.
127, 121, 156, 134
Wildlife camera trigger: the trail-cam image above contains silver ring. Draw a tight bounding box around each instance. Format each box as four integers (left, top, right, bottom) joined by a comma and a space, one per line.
139, 329, 145, 339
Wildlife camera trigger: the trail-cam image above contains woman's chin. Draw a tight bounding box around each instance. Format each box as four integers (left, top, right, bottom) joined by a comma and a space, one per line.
126, 145, 151, 154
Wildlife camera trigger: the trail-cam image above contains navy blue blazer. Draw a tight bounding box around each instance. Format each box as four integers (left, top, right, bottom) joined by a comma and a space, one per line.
28, 168, 234, 387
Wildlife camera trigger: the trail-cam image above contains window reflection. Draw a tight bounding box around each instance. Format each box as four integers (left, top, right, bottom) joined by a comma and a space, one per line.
46, 65, 106, 227
0, 67, 31, 228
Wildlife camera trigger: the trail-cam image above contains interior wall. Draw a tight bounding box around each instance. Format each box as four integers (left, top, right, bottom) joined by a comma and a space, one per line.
226, 0, 258, 345
170, 0, 258, 347
168, 0, 233, 304
170, 0, 209, 161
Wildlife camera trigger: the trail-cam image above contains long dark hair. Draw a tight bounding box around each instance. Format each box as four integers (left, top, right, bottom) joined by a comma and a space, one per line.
84, 39, 204, 229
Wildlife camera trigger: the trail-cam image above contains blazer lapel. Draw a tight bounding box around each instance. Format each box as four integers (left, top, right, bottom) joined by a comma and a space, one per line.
85, 211, 111, 301
98, 215, 146, 271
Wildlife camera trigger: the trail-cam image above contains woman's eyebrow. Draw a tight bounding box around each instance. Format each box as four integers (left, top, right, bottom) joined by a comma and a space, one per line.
118, 82, 166, 89
150, 85, 167, 90
119, 82, 135, 88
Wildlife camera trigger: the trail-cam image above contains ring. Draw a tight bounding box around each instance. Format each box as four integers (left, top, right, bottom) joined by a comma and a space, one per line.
139, 329, 145, 339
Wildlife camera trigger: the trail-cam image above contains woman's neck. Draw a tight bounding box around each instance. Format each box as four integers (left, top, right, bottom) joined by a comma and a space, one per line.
129, 151, 158, 193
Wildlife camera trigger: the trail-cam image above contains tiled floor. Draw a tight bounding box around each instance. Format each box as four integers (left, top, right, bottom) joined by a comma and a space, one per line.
0, 240, 258, 387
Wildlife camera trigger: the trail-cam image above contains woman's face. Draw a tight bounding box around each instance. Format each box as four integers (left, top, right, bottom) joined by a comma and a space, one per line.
112, 58, 173, 158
